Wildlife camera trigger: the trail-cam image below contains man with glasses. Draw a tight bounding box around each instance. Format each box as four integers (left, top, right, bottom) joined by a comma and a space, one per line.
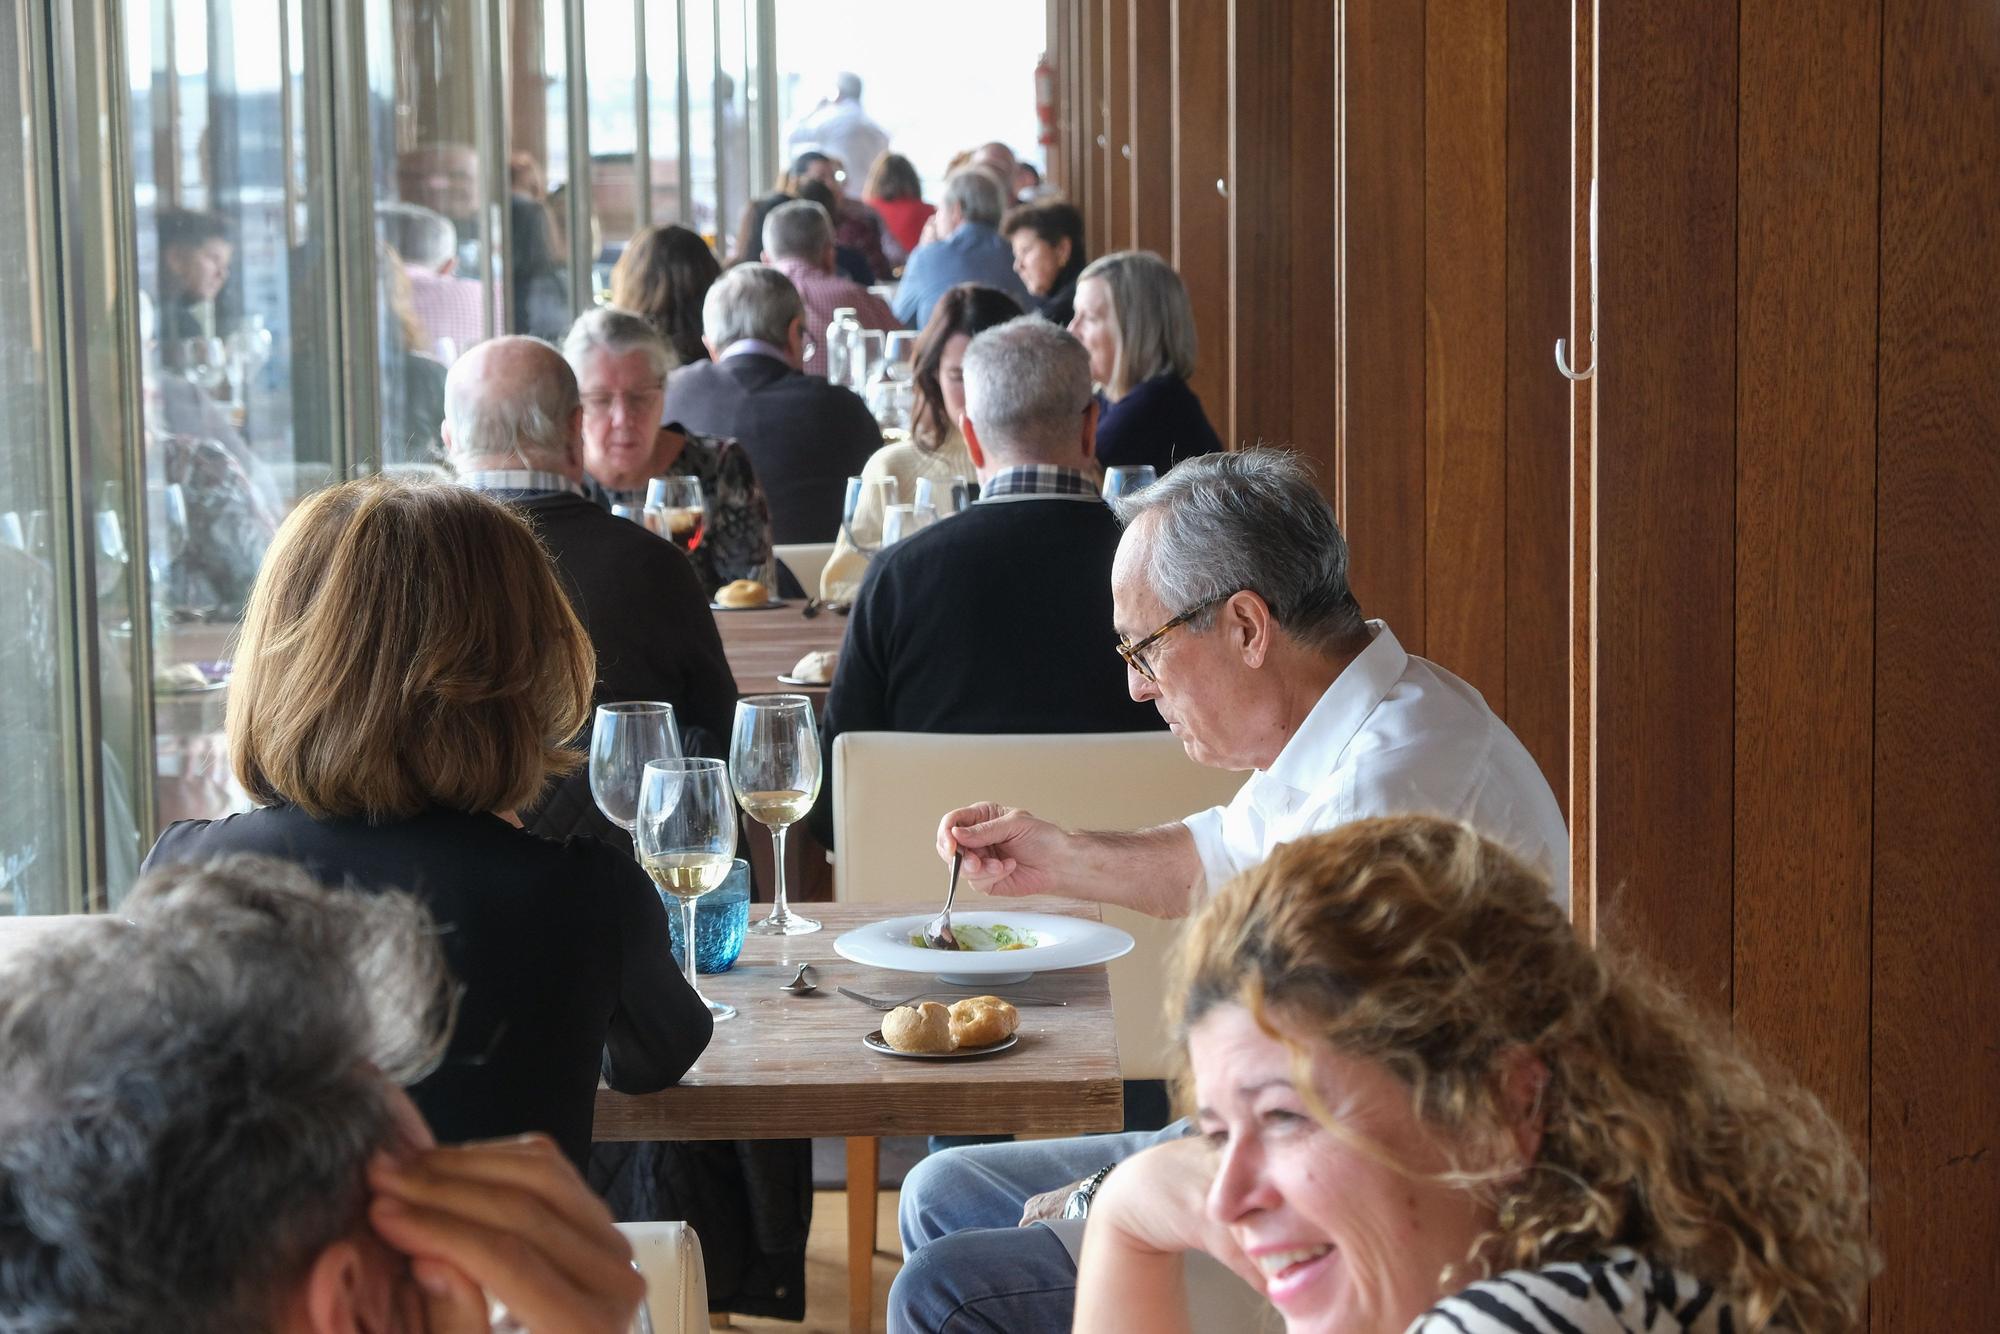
890, 448, 1568, 1333
563, 307, 775, 597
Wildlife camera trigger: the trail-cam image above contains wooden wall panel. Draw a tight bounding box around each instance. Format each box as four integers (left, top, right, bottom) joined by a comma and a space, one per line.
1129, 0, 1174, 254
1504, 0, 1572, 812
1733, 0, 1877, 1147
1104, 0, 1133, 252
1079, 0, 1106, 260
1872, 0, 2000, 1323
1422, 0, 1508, 704
1170, 0, 1231, 443
1591, 0, 1735, 1005
1336, 0, 1427, 651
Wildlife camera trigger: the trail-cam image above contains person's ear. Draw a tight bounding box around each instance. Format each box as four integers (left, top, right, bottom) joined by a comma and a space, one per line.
787, 315, 808, 364
567, 404, 586, 465
297, 1239, 374, 1334
1498, 1048, 1549, 1170
702, 334, 720, 359
961, 415, 987, 470
760, 248, 773, 264
1054, 236, 1073, 269
1078, 398, 1099, 462
439, 417, 456, 453
1226, 590, 1275, 669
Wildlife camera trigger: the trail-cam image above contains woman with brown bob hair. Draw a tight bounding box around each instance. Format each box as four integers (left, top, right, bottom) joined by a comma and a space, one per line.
144, 477, 711, 1168
609, 223, 723, 368
818, 282, 1022, 600
1076, 816, 1875, 1333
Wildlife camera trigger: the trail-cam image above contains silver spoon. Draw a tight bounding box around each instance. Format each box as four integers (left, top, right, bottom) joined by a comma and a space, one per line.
780, 962, 818, 995
923, 851, 964, 950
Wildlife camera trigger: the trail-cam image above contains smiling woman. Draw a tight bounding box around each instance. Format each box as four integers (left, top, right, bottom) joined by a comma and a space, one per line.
1073, 815, 1877, 1334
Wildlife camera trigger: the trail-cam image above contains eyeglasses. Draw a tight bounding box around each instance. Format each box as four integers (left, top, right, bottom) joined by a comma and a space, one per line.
580, 385, 665, 416
1115, 594, 1228, 684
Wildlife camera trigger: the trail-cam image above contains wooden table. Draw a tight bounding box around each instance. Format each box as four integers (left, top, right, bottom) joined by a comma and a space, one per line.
594, 899, 1124, 1332
710, 600, 848, 703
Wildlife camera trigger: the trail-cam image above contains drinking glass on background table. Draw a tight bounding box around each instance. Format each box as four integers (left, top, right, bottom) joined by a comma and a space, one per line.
883, 330, 917, 379
842, 474, 899, 553
145, 483, 188, 586
1101, 464, 1158, 499
643, 476, 705, 554
637, 757, 739, 1021
881, 502, 937, 546
589, 702, 682, 835
728, 695, 822, 935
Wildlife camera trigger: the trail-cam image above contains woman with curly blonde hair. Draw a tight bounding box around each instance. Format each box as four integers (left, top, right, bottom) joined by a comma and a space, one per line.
1074, 815, 1874, 1333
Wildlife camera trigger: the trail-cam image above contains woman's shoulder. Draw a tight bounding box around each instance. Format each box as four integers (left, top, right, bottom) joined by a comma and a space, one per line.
1410, 1251, 1734, 1334
863, 433, 971, 485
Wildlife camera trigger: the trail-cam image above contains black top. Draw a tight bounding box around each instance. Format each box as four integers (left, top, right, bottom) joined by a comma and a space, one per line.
808, 495, 1165, 847
496, 489, 741, 847
144, 805, 710, 1169
661, 352, 883, 544
1037, 275, 1079, 328
1093, 374, 1224, 474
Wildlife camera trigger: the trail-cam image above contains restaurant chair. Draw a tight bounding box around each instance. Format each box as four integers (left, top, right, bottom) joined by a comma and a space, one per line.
616, 1220, 710, 1333
773, 541, 836, 596
827, 730, 1249, 1309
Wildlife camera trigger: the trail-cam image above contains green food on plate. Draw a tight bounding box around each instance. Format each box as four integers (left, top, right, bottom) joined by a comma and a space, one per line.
907, 923, 1041, 952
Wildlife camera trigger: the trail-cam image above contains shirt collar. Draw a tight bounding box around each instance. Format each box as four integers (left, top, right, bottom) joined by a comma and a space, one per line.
1263, 620, 1408, 794
976, 465, 1102, 502
457, 468, 582, 498
720, 338, 791, 364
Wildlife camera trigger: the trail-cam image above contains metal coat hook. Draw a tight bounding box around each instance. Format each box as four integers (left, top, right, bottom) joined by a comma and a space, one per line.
1556, 178, 1597, 381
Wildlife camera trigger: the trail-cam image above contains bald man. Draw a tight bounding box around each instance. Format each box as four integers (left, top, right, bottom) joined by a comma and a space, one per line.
443, 336, 738, 846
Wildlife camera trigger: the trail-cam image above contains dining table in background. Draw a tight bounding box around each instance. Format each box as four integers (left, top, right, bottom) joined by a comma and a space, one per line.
593, 898, 1124, 1334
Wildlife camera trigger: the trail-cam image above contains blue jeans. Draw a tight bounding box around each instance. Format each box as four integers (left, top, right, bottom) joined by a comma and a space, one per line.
888, 1121, 1191, 1334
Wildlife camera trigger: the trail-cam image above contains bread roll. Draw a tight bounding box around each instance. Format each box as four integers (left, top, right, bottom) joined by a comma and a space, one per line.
881, 1001, 953, 1053
790, 649, 838, 684
715, 578, 770, 608
948, 995, 1020, 1049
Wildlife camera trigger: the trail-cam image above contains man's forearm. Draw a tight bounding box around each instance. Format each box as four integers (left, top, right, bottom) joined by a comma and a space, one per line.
1058, 823, 1203, 918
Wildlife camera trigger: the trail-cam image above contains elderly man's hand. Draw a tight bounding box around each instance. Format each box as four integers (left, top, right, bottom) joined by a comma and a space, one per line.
368, 1134, 646, 1334
937, 803, 1070, 898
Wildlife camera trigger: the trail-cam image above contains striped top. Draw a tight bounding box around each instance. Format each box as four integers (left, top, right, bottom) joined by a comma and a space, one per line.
1410, 1250, 1737, 1333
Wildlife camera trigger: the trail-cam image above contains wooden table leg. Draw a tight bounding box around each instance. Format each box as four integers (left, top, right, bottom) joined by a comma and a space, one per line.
845, 1135, 880, 1334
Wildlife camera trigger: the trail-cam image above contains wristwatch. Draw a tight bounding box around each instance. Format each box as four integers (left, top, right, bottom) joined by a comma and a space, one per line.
1061, 1165, 1115, 1220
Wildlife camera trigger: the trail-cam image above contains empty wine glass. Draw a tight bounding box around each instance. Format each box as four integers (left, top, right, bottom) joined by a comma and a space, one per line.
145, 484, 188, 586
637, 757, 738, 1021
589, 702, 682, 834
1101, 464, 1158, 499
913, 477, 972, 518
728, 695, 821, 935
644, 475, 705, 554
883, 330, 917, 380
881, 503, 936, 546
842, 475, 898, 554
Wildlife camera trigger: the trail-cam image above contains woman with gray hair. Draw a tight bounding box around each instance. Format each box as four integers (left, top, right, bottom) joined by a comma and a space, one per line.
1070, 250, 1224, 475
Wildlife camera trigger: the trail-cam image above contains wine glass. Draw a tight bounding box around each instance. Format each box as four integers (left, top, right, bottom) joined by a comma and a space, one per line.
881, 503, 936, 546
145, 484, 188, 587
589, 702, 682, 835
883, 330, 917, 380
1101, 464, 1158, 499
636, 757, 738, 1022
644, 475, 705, 554
728, 695, 821, 935
842, 475, 898, 554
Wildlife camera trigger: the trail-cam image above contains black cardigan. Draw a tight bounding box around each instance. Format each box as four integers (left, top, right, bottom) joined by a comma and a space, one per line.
1093, 373, 1225, 475
144, 805, 711, 1168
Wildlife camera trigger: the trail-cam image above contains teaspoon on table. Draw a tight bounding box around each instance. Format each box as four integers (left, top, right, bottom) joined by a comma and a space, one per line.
780, 962, 818, 995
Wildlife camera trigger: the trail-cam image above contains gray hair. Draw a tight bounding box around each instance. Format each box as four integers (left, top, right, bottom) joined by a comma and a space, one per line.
701, 263, 806, 350
1110, 450, 1366, 653
0, 856, 453, 1333
1077, 250, 1198, 399
961, 316, 1094, 461
562, 305, 677, 384
443, 335, 578, 470
942, 168, 1005, 229
376, 201, 458, 269
763, 199, 833, 263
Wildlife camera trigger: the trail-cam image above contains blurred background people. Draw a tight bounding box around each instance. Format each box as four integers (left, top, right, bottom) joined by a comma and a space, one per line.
1003, 199, 1087, 327
731, 149, 891, 279
397, 143, 569, 339
762, 199, 898, 377
610, 222, 724, 368
893, 168, 1029, 328
864, 151, 935, 263
663, 265, 879, 565
1071, 250, 1222, 474
821, 282, 1022, 600
154, 207, 232, 340
566, 307, 776, 595
377, 200, 486, 360
785, 71, 889, 200
375, 243, 449, 467
142, 477, 713, 1169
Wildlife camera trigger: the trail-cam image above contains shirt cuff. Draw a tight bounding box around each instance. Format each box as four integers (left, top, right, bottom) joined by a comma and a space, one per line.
1181, 805, 1233, 902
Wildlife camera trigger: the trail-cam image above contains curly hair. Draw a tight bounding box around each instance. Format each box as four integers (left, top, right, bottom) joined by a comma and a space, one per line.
1170, 816, 1875, 1331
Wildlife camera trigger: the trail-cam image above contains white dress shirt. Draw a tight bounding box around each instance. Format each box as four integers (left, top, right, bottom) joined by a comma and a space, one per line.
1182, 620, 1570, 910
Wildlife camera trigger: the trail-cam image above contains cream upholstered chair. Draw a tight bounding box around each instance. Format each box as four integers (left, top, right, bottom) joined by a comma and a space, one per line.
772, 542, 836, 596
616, 1221, 709, 1333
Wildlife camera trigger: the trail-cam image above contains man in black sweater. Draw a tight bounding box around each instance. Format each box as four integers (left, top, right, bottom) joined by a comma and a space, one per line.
809, 316, 1163, 848
441, 336, 739, 846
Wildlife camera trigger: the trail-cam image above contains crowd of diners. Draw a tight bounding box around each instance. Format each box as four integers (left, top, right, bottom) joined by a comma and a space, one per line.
2, 137, 1878, 1334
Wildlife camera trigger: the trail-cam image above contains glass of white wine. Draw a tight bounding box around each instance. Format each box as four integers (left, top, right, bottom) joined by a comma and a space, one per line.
636, 757, 738, 1021
589, 702, 681, 836
728, 695, 821, 935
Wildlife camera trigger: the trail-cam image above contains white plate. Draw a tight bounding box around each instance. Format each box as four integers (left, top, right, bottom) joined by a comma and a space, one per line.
834, 910, 1134, 985
708, 598, 787, 612
863, 1030, 1019, 1060
775, 673, 830, 686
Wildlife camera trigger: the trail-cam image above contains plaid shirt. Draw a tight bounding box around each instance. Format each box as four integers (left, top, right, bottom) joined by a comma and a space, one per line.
405, 267, 494, 358
977, 465, 1103, 502
456, 467, 582, 497
768, 257, 899, 379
